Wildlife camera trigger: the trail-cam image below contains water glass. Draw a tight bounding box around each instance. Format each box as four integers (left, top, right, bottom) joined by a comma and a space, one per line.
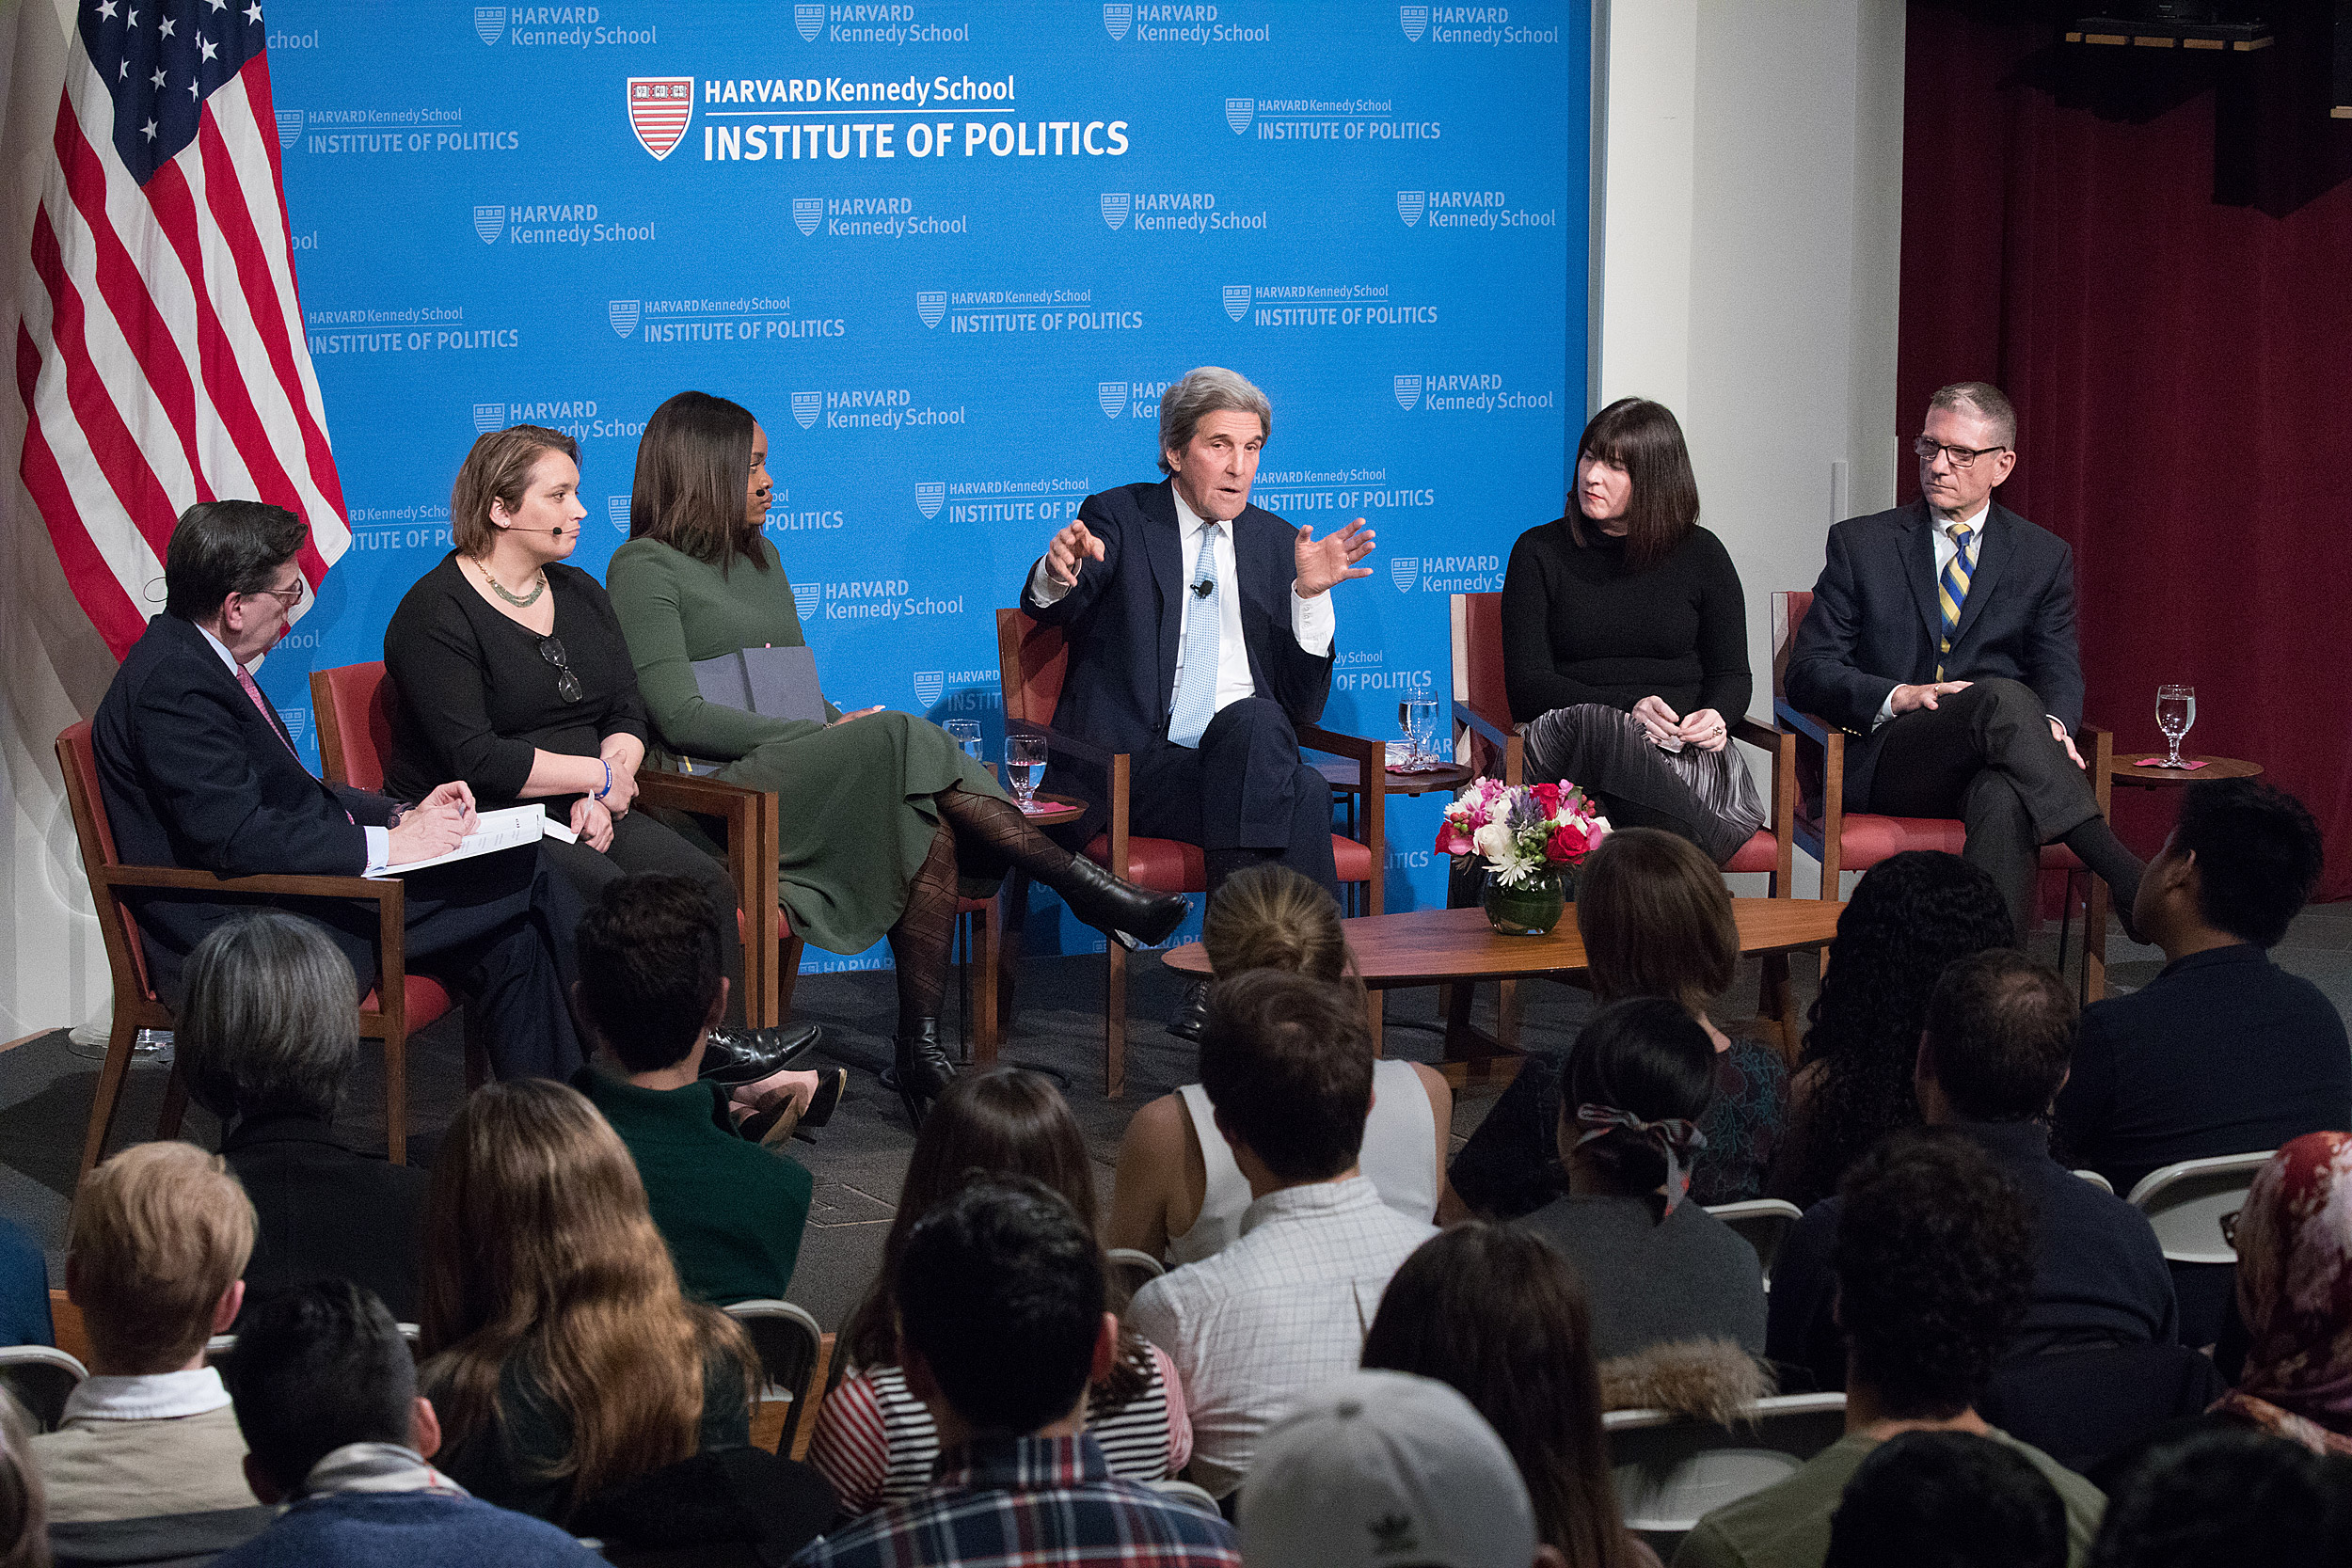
1005, 733, 1048, 803
1406, 696, 1439, 766
2155, 685, 2195, 768
944, 719, 983, 763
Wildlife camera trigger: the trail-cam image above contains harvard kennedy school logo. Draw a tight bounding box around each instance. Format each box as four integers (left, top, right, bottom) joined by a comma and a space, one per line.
1225, 97, 1253, 134
628, 79, 694, 161
913, 671, 946, 706
609, 299, 641, 339
1104, 5, 1133, 41
475, 7, 507, 45
1390, 556, 1421, 593
1399, 7, 1429, 41
473, 205, 505, 245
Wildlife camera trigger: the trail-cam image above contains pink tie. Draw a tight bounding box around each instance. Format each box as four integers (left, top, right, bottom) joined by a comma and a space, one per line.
236, 664, 354, 825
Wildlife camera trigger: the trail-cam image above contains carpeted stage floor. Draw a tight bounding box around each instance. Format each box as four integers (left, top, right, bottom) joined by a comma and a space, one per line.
5, 903, 2350, 1332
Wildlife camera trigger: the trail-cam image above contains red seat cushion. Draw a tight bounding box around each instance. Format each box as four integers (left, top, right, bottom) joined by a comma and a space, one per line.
357, 974, 455, 1030
1724, 830, 1779, 874
1083, 833, 1371, 893
1797, 813, 1967, 868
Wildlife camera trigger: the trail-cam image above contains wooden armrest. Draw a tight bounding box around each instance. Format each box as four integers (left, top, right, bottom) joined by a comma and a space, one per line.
1730, 715, 1781, 752
93, 863, 403, 900
1455, 701, 1516, 751
635, 770, 764, 816
1772, 700, 1838, 749
1011, 721, 1111, 769
1297, 724, 1383, 768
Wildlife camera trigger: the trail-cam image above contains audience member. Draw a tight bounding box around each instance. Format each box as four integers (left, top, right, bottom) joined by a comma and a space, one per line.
569, 873, 833, 1305
812, 1068, 1187, 1516
1767, 852, 2013, 1208
1129, 971, 1438, 1498
1822, 1431, 2068, 1568
1518, 1000, 1765, 1362
1241, 1369, 1563, 1568
0, 1218, 50, 1350
212, 1279, 598, 1565
1771, 952, 2173, 1391
2087, 1426, 2352, 1568
1673, 1130, 2105, 1568
32, 1143, 270, 1556
1107, 865, 1453, 1260
791, 1176, 1237, 1568
418, 1079, 827, 1550
2055, 780, 2346, 1347
2205, 1132, 2352, 1457
0, 1391, 45, 1568
1452, 829, 1788, 1215
177, 911, 430, 1323
1362, 1225, 1661, 1567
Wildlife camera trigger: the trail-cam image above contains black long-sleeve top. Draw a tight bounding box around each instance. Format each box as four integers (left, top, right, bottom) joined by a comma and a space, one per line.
383, 552, 647, 808
1500, 518, 1752, 725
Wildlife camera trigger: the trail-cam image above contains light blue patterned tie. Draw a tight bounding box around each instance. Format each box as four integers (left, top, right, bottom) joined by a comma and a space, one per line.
1167, 524, 1222, 748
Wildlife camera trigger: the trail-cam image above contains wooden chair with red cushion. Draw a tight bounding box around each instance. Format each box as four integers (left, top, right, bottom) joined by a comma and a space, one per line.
56, 720, 451, 1178
1445, 592, 1803, 1053
1770, 591, 2110, 1000
996, 609, 1383, 1098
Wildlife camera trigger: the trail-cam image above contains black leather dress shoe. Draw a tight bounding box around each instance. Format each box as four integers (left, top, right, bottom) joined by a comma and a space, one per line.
698, 1022, 821, 1087
1056, 857, 1191, 951
1167, 980, 1211, 1043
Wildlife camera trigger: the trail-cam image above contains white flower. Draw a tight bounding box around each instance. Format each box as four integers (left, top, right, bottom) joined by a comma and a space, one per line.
1471, 821, 1515, 863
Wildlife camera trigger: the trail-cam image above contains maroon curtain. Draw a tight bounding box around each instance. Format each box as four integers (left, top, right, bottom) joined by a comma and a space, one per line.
1900, 1, 2352, 897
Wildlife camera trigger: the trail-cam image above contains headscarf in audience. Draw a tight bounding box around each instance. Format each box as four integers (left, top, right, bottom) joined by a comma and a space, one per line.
2212, 1132, 2352, 1457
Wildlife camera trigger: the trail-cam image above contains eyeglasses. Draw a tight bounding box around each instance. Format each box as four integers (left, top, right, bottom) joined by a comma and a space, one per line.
1913, 436, 2010, 470
2220, 1209, 2242, 1249
538, 635, 582, 703
246, 577, 307, 609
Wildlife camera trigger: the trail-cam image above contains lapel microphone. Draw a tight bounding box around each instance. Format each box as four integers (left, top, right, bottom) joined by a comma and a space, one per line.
1192, 578, 1215, 598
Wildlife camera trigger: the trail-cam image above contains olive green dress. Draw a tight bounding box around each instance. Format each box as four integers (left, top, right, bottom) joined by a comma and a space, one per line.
606, 535, 1003, 955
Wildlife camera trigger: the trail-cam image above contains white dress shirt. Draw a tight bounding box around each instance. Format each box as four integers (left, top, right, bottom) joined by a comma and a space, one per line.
197, 623, 389, 870
1026, 489, 1336, 725
1127, 1172, 1438, 1498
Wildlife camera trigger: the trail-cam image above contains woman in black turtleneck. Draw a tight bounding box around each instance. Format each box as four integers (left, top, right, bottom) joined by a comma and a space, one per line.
1500, 398, 1763, 864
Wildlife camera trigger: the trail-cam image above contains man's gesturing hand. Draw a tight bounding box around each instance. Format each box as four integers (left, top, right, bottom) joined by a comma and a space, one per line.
1889, 680, 1972, 716
387, 797, 470, 864
1044, 520, 1106, 587
1294, 517, 1375, 598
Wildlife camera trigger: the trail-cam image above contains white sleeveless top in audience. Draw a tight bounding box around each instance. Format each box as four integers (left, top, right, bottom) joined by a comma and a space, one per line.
1169, 1056, 1436, 1264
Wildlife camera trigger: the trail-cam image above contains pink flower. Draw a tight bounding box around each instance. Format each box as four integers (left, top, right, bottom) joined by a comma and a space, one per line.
1436, 820, 1477, 856
1530, 781, 1563, 817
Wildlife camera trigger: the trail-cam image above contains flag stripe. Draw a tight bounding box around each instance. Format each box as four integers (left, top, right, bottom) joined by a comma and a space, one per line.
16, 324, 148, 652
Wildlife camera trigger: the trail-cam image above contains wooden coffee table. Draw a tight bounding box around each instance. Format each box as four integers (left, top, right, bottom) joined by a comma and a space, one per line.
2108, 753, 2262, 787
1164, 897, 1844, 1078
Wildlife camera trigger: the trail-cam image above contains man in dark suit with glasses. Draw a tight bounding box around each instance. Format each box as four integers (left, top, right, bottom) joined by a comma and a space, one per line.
91, 499, 585, 1081
1786, 381, 2141, 936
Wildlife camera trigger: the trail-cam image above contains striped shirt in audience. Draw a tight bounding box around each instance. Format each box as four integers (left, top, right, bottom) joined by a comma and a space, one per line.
809, 1345, 1189, 1517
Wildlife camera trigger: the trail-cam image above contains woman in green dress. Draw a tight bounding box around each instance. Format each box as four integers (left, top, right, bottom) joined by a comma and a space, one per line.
607, 391, 1187, 1125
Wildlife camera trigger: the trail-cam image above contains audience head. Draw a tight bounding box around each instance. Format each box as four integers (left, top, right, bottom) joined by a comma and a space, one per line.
66, 1142, 255, 1375
225, 1280, 431, 1505
1834, 1129, 2035, 1419
1917, 949, 2077, 1124
163, 499, 307, 637
1362, 1225, 1630, 1566
1793, 851, 2012, 1203
1156, 365, 1271, 479
629, 388, 766, 569
1823, 1430, 2067, 1568
177, 911, 361, 1126
572, 872, 727, 1073
1554, 997, 1715, 1209
1242, 1370, 1552, 1568
1202, 863, 1353, 985
2140, 779, 2326, 949
2225, 1132, 2352, 1446
1199, 969, 1375, 1185
2088, 1426, 2352, 1568
0, 1390, 44, 1568
1575, 827, 1737, 1016
418, 1080, 754, 1518
1568, 397, 1698, 572
449, 422, 580, 558
896, 1175, 1110, 1439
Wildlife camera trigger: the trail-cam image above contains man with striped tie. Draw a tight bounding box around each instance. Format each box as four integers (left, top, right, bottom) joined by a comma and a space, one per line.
1786, 381, 2141, 937
91, 499, 586, 1083
1021, 367, 1375, 1037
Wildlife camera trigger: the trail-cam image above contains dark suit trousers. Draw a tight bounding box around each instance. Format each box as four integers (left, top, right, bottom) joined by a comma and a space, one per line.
1128, 697, 1340, 901
541, 812, 748, 1024
1865, 678, 2101, 935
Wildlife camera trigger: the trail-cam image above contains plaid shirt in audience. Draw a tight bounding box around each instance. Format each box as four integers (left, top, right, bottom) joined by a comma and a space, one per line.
788, 1433, 1236, 1568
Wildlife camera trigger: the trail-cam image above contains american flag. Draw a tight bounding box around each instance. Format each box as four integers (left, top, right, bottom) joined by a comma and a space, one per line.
17, 0, 346, 658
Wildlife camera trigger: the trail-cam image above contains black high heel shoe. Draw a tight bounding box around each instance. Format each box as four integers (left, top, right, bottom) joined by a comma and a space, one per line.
1054, 858, 1191, 950
892, 1017, 957, 1129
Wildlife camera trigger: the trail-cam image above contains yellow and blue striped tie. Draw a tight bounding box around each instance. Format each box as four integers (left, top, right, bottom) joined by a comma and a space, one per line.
1935, 523, 1974, 681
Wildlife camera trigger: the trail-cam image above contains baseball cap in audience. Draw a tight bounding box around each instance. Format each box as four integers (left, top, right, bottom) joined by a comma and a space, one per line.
1238, 1370, 1553, 1568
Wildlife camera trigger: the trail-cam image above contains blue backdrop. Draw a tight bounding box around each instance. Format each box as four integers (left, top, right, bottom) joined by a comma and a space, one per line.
262, 0, 1588, 970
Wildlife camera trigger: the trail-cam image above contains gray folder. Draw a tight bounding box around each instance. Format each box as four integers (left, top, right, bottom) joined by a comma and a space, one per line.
690, 644, 827, 722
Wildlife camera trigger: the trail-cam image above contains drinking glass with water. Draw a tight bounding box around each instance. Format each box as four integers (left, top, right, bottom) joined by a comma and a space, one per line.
1005, 733, 1047, 803
2156, 685, 2195, 768
944, 720, 983, 762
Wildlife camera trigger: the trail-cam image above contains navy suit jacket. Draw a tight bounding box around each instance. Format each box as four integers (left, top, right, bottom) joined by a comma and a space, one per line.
1786, 499, 2084, 806
1021, 480, 1333, 767
93, 611, 395, 992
